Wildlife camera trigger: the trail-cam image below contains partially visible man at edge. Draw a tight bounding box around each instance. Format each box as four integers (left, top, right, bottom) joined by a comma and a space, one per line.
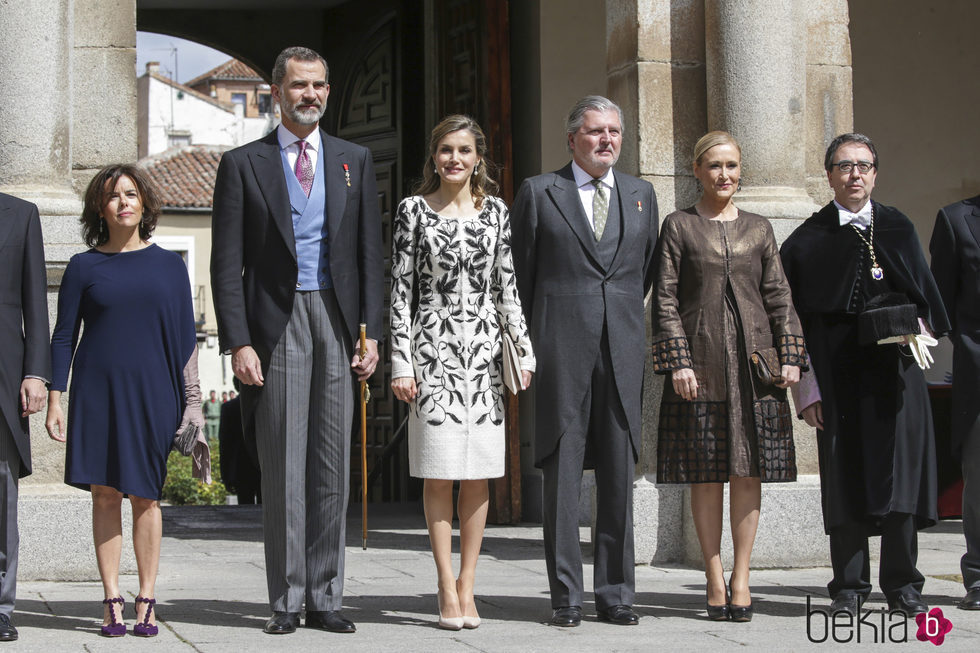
0, 192, 50, 642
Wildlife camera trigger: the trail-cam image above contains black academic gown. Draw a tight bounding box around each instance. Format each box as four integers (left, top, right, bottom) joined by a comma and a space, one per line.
780, 201, 950, 533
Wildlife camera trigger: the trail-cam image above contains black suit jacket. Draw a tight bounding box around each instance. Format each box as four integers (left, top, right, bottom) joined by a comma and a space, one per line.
511, 163, 659, 465
210, 128, 384, 435
0, 193, 51, 477
930, 195, 980, 457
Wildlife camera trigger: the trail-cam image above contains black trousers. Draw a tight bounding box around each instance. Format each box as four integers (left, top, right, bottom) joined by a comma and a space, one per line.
541, 329, 635, 611
962, 423, 980, 591
828, 512, 924, 600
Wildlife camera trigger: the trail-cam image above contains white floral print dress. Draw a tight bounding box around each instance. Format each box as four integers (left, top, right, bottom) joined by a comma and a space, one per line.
390, 195, 535, 479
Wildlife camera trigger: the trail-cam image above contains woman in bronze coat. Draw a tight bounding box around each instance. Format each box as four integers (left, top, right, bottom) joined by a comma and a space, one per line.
652, 132, 807, 621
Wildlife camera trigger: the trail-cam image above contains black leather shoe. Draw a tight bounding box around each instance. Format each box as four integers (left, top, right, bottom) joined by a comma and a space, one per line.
887, 590, 928, 616
550, 606, 582, 627
829, 593, 862, 617
263, 611, 300, 634
306, 610, 356, 633
598, 604, 639, 625
959, 587, 980, 610
0, 614, 18, 642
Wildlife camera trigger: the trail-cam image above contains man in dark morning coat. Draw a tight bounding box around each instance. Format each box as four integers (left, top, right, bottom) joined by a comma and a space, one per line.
511, 95, 659, 627
929, 195, 980, 610
0, 193, 50, 642
211, 46, 383, 635
781, 133, 949, 618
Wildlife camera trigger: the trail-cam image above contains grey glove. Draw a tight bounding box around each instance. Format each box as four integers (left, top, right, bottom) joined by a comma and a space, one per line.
174, 347, 208, 461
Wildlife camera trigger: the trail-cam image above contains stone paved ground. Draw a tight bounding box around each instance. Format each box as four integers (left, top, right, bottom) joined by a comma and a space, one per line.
12, 505, 979, 651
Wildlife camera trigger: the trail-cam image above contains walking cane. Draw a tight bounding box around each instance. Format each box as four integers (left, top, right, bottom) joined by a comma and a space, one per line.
359, 324, 369, 549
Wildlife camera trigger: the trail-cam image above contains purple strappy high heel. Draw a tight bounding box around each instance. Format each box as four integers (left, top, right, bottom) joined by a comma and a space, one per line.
100, 597, 126, 637
133, 596, 159, 637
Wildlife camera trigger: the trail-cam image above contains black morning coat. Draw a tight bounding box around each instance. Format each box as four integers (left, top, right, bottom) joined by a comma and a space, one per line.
0, 194, 51, 477
930, 195, 980, 459
780, 201, 950, 533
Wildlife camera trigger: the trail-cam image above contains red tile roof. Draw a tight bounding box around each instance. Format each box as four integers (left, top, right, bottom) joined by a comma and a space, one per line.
186, 59, 265, 88
139, 146, 229, 210
145, 70, 234, 112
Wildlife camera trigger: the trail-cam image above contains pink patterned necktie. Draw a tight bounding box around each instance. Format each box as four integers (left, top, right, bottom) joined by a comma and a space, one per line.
295, 140, 314, 196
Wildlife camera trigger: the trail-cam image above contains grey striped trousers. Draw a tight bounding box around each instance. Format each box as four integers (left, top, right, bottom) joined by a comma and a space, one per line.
0, 418, 19, 617
253, 289, 354, 612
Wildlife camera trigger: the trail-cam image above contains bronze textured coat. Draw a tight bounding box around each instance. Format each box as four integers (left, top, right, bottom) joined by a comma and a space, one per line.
652, 208, 806, 483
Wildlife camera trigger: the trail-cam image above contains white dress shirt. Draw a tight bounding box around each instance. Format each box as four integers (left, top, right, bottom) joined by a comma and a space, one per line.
277, 124, 320, 174
834, 199, 872, 230
571, 161, 615, 232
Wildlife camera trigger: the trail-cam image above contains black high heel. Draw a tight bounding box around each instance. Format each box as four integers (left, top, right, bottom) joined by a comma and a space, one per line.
728, 574, 753, 623
706, 579, 730, 621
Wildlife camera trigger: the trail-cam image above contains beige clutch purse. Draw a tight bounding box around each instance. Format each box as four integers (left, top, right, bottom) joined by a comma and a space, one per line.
501, 331, 522, 395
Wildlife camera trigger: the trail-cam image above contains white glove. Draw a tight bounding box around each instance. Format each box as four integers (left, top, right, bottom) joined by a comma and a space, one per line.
907, 333, 938, 370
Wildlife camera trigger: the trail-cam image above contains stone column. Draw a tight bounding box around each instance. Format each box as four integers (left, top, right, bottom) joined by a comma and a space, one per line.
0, 0, 79, 217
705, 0, 819, 238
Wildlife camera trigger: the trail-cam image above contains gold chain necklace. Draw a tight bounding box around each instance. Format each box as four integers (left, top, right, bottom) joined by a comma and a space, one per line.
849, 204, 884, 280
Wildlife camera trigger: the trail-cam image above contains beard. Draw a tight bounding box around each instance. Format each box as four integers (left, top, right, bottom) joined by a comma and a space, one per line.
586, 148, 619, 171
283, 100, 326, 126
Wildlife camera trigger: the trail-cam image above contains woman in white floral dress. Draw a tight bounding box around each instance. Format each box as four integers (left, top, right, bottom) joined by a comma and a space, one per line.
390, 115, 534, 630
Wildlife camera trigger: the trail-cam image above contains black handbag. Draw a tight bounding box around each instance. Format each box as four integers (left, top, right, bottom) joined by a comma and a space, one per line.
750, 347, 783, 387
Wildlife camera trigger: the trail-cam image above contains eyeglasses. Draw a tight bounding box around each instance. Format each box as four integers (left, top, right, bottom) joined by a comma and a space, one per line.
830, 160, 875, 174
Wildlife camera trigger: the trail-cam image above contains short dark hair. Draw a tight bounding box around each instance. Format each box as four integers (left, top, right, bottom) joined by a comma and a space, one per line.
271, 46, 329, 86
80, 164, 161, 248
824, 132, 878, 172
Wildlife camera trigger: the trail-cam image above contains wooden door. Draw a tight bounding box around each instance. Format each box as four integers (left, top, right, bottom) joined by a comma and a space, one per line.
322, 0, 425, 504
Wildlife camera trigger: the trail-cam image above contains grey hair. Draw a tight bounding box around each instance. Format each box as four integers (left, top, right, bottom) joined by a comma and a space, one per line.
824, 132, 878, 171
565, 95, 624, 149
271, 46, 329, 86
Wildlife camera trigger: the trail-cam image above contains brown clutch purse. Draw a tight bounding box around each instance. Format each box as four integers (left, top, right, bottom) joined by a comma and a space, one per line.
501, 331, 522, 395
750, 347, 783, 387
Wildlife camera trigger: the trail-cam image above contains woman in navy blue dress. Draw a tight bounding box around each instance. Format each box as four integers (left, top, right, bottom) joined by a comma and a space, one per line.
45, 164, 201, 637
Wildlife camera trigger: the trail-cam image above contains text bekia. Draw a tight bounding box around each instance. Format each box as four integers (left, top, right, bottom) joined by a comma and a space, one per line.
805, 596, 908, 644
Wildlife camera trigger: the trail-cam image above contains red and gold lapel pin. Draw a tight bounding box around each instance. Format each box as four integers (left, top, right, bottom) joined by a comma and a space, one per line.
637, 200, 643, 212
343, 163, 351, 187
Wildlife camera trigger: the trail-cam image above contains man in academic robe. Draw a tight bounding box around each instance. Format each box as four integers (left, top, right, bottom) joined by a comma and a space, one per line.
511, 95, 659, 627
211, 46, 383, 635
929, 195, 980, 610
0, 193, 50, 641
781, 133, 949, 617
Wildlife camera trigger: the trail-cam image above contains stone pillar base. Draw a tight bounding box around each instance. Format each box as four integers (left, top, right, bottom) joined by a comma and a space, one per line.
19, 484, 136, 581
633, 476, 685, 564
677, 474, 832, 568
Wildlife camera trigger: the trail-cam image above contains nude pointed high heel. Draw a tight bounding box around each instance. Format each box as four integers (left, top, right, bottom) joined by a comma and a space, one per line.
437, 590, 463, 630
456, 578, 480, 628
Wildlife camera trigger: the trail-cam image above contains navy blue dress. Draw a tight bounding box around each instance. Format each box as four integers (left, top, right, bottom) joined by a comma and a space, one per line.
51, 244, 197, 499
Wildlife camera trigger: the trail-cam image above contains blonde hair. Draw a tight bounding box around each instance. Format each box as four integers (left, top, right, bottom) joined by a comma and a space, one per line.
414, 115, 499, 208
693, 131, 741, 166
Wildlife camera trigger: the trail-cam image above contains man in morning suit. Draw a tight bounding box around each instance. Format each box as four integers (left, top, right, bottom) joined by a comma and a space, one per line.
511, 96, 659, 627
210, 46, 383, 635
930, 195, 980, 610
0, 193, 50, 642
